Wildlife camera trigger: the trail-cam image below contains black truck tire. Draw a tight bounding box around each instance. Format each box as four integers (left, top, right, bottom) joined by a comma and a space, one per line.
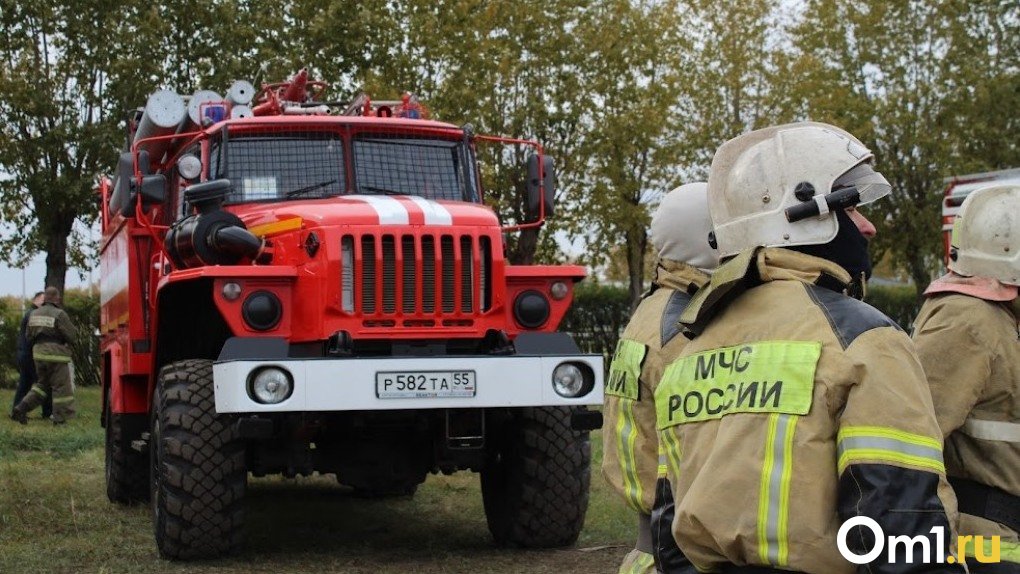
481, 406, 591, 548
105, 392, 149, 504
150, 359, 246, 560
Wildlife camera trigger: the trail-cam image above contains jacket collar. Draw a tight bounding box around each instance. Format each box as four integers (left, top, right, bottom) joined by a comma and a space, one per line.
679, 247, 851, 337
755, 247, 852, 288
924, 271, 1018, 303
654, 258, 710, 294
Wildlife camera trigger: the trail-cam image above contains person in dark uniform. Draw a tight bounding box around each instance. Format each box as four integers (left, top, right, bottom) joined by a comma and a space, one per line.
11, 291, 50, 419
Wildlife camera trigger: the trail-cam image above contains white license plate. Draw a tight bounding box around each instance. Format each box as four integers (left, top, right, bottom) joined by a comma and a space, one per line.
375, 371, 477, 399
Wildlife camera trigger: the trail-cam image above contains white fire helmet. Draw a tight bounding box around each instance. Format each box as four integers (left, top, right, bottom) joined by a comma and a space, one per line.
949, 184, 1020, 286
649, 182, 720, 271
707, 122, 891, 259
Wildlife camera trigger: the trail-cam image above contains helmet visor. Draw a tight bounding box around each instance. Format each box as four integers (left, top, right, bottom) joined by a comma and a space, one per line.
832, 162, 891, 205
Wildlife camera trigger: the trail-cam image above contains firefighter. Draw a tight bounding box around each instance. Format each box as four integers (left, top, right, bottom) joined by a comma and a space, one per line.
652, 122, 962, 573
603, 182, 720, 574
10, 286, 77, 425
913, 183, 1020, 571
10, 291, 50, 419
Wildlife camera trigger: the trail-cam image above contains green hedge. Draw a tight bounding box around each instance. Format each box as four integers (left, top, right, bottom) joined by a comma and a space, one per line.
561, 282, 922, 366
559, 283, 632, 370
0, 289, 100, 389
864, 284, 921, 332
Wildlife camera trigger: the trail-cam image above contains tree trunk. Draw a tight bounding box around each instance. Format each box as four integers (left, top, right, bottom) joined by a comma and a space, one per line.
625, 227, 647, 313
907, 256, 931, 305
41, 210, 75, 294
509, 227, 539, 265
44, 231, 68, 294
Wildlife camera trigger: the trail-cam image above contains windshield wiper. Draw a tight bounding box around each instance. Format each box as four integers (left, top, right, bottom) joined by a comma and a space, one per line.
360, 185, 405, 196
285, 179, 337, 198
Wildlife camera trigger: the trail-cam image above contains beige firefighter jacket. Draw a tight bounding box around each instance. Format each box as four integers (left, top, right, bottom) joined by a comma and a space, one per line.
653, 247, 960, 573
27, 302, 76, 362
603, 260, 710, 514
914, 291, 1020, 548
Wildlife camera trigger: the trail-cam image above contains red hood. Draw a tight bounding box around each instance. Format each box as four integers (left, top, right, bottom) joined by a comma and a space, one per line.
232, 195, 500, 229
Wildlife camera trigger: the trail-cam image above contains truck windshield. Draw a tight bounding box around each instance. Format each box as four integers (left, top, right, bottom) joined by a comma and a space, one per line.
352, 134, 476, 202
207, 130, 479, 204
211, 132, 346, 203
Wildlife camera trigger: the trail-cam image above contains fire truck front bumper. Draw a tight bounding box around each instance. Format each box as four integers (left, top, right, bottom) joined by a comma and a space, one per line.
212, 336, 604, 413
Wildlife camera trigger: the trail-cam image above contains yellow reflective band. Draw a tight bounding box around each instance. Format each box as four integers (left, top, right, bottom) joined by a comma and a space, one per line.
606, 339, 646, 400
655, 341, 820, 429
619, 550, 656, 574
757, 414, 798, 566
660, 428, 683, 479
615, 397, 644, 512
247, 217, 303, 237
998, 539, 1020, 563
838, 426, 942, 450
758, 414, 779, 564
30, 386, 47, 398
777, 415, 797, 566
52, 396, 75, 404
33, 353, 71, 363
837, 426, 945, 474
960, 535, 1018, 564
657, 444, 668, 477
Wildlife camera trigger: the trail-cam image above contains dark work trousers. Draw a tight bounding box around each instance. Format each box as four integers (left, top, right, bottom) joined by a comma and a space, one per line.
12, 357, 52, 418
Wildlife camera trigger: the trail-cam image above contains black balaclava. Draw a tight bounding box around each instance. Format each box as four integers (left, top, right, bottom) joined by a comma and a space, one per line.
789, 207, 872, 284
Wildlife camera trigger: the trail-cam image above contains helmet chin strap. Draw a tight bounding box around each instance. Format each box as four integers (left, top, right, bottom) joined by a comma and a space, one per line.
847, 271, 868, 301
789, 208, 873, 294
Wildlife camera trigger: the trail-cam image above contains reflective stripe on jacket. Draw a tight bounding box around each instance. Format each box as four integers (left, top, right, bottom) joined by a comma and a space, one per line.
654, 248, 961, 574
603, 260, 708, 515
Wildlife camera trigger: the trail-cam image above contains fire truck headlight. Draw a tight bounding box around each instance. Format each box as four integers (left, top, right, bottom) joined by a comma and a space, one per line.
513, 290, 550, 329
249, 367, 293, 404
552, 362, 593, 398
222, 282, 242, 301
177, 154, 202, 181
550, 281, 569, 300
242, 291, 282, 331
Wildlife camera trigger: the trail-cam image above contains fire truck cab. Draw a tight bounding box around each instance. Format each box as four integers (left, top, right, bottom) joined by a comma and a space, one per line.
99, 71, 602, 560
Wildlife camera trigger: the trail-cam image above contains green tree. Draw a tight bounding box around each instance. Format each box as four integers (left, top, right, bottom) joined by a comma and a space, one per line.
572, 0, 691, 308
675, 0, 790, 168
393, 0, 592, 265
0, 1, 125, 292
787, 0, 1019, 292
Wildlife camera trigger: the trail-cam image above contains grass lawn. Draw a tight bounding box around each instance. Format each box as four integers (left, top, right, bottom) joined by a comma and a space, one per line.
0, 387, 634, 573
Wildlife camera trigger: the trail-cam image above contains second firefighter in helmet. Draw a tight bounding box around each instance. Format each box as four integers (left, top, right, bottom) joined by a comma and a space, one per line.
652, 122, 961, 573
913, 183, 1020, 571
603, 182, 719, 574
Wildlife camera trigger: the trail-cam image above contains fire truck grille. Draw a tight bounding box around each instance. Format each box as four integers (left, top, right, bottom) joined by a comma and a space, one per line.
342, 233, 491, 319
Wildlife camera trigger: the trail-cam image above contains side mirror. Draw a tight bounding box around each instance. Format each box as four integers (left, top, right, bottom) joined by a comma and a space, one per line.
120, 173, 167, 217
113, 150, 158, 217
525, 154, 555, 221
138, 174, 168, 204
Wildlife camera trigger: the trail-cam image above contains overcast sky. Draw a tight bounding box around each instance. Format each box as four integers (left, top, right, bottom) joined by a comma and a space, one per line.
0, 254, 92, 297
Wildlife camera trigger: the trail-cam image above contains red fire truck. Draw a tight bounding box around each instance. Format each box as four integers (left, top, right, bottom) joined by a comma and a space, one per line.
98, 70, 603, 559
